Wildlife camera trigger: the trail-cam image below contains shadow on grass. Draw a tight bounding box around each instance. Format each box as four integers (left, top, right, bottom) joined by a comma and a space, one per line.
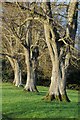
37, 91, 47, 96
2, 114, 79, 120
2, 101, 79, 119
2, 114, 13, 120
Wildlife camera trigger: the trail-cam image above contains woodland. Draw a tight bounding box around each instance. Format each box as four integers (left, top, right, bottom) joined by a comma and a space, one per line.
1, 0, 80, 103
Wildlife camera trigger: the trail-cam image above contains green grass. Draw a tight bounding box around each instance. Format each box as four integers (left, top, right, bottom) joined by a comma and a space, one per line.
1, 83, 80, 119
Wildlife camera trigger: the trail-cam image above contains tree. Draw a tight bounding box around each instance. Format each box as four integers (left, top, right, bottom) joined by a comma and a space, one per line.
1, 34, 22, 87
23, 21, 39, 92
17, 0, 79, 99
2, 1, 79, 99
41, 0, 78, 101
2, 2, 39, 91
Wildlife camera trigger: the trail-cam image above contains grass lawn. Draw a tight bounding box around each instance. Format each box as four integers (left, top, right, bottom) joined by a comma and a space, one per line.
1, 82, 80, 119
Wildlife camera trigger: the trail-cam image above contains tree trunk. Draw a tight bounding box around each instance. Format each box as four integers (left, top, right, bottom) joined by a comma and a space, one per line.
42, 1, 72, 102
14, 59, 22, 87
6, 56, 14, 70
43, 50, 70, 101
66, 0, 78, 40
6, 56, 22, 87
24, 48, 38, 92
6, 56, 15, 84
24, 20, 38, 92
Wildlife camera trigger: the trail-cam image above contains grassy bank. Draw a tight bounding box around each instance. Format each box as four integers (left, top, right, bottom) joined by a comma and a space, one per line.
2, 83, 79, 119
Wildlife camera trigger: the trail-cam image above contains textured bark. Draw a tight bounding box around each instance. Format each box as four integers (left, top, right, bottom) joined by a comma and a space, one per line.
67, 0, 78, 40
42, 0, 78, 102
14, 59, 22, 87
24, 48, 38, 92
24, 20, 38, 92
6, 56, 22, 87
6, 56, 14, 70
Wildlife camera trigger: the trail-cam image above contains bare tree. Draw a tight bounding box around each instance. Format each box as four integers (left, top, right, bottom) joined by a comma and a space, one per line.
2, 34, 22, 87
2, 1, 79, 99
2, 2, 39, 91
41, 0, 78, 101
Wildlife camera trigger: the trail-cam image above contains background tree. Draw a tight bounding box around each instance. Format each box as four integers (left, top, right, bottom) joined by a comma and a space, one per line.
2, 2, 39, 92
1, 32, 22, 87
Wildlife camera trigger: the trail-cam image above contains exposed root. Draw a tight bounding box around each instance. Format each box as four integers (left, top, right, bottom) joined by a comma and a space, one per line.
42, 93, 70, 102
24, 86, 39, 92
18, 84, 24, 88
13, 80, 16, 85
42, 93, 55, 101
14, 83, 24, 88
61, 94, 70, 102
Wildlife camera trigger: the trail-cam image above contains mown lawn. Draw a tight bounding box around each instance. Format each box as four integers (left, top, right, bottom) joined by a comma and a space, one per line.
1, 82, 80, 119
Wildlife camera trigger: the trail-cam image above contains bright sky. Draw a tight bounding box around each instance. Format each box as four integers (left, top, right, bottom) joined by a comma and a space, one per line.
0, 0, 70, 2
51, 0, 70, 3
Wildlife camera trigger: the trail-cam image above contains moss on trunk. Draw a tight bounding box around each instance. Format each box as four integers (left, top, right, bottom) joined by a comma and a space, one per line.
43, 92, 70, 102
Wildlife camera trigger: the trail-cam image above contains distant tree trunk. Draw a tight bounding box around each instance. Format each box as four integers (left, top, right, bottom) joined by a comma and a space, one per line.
6, 56, 14, 68
23, 20, 38, 92
14, 59, 22, 87
6, 56, 22, 87
24, 48, 38, 92
42, 0, 78, 101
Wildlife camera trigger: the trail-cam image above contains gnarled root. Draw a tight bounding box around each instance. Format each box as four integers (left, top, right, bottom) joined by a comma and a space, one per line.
24, 86, 38, 92
42, 93, 70, 102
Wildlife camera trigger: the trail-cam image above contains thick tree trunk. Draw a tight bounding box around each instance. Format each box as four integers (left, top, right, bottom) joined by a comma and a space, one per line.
43, 25, 70, 101
24, 20, 38, 92
43, 23, 62, 101
24, 48, 38, 92
44, 58, 70, 102
42, 1, 71, 102
42, 0, 78, 102
44, 56, 70, 102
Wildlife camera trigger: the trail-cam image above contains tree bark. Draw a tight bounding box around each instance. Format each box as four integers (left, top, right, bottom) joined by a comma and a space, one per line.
24, 19, 38, 92
14, 59, 22, 87
24, 48, 38, 92
6, 56, 22, 87
66, 0, 78, 40
42, 0, 78, 101
43, 24, 71, 101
